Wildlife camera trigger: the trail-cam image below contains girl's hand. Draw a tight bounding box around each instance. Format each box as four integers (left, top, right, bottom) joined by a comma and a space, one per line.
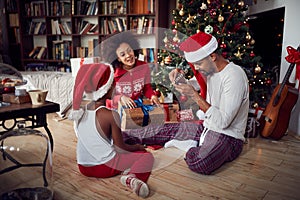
120, 96, 136, 109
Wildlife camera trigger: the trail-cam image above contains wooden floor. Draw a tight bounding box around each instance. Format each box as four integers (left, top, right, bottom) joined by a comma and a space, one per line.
40, 113, 300, 199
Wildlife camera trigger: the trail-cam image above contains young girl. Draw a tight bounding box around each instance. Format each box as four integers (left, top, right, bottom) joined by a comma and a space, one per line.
68, 63, 154, 198
102, 31, 160, 109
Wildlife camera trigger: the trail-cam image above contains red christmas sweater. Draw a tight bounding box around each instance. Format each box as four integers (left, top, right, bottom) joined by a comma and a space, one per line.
107, 60, 155, 109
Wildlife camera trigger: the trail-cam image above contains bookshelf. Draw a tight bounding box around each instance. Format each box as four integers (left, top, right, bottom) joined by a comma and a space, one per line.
6, 0, 175, 71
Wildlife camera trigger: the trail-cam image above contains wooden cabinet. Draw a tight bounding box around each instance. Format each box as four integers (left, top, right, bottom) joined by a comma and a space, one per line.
8, 0, 174, 71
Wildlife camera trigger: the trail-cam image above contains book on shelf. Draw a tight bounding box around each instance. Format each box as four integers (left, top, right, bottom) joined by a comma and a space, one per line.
88, 38, 99, 57
79, 21, 95, 34
52, 40, 71, 60
25, 1, 46, 17
36, 47, 47, 59
28, 46, 41, 58
8, 13, 19, 27
51, 19, 62, 34
129, 0, 153, 14
138, 48, 155, 63
77, 0, 97, 15
62, 21, 72, 34
136, 16, 145, 34
50, 0, 72, 16
76, 46, 88, 58
6, 0, 18, 12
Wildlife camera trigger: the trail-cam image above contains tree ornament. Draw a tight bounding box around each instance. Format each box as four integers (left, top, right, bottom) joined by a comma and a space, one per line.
252, 102, 258, 108
179, 8, 185, 16
246, 32, 251, 40
234, 50, 243, 59
197, 29, 200, 33
250, 39, 255, 45
163, 36, 168, 43
254, 65, 261, 73
250, 51, 255, 57
204, 25, 213, 34
220, 42, 226, 49
200, 3, 207, 10
164, 56, 172, 65
172, 20, 175, 25
222, 51, 227, 58
178, 3, 182, 9
266, 79, 272, 85
238, 1, 245, 7
186, 14, 196, 24
218, 15, 224, 22
173, 35, 180, 43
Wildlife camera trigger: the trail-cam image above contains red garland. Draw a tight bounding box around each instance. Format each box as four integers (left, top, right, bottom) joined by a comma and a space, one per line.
285, 46, 300, 84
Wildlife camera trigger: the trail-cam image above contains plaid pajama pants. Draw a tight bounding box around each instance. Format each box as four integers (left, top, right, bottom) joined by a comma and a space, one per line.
122, 122, 244, 175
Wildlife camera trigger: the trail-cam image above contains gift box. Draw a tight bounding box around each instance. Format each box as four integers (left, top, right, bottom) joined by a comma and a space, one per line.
162, 103, 179, 122
118, 99, 165, 130
2, 93, 31, 104
176, 108, 195, 122
245, 107, 265, 138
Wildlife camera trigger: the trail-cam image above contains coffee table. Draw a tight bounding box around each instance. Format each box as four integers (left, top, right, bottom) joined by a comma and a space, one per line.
0, 101, 60, 151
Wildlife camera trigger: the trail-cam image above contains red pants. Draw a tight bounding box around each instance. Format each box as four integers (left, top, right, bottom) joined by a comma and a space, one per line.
78, 150, 154, 183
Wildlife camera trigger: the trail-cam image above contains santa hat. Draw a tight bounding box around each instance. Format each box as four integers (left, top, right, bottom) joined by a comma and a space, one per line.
68, 62, 114, 122
180, 32, 218, 62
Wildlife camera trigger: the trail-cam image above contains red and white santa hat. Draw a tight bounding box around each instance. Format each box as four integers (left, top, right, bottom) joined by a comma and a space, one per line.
68, 62, 114, 122
179, 32, 218, 62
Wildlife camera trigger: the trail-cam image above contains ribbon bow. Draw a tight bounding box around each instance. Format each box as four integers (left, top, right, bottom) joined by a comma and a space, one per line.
134, 98, 154, 126
285, 46, 300, 82
120, 98, 154, 127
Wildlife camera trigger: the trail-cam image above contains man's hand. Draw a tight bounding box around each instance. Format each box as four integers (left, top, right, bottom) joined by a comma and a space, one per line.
173, 83, 197, 97
169, 68, 186, 85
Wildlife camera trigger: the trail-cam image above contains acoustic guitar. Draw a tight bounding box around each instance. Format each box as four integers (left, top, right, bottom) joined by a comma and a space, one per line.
260, 45, 300, 140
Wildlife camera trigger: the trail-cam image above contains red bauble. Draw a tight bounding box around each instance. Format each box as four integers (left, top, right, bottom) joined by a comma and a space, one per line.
266, 79, 272, 85
221, 51, 227, 58
220, 43, 227, 49
179, 95, 188, 102
250, 52, 255, 57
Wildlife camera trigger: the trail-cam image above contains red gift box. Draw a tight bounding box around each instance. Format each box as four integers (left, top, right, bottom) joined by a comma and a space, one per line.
162, 103, 179, 122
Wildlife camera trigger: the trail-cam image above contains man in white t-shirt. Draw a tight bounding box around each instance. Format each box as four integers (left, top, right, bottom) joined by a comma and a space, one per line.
169, 31, 249, 174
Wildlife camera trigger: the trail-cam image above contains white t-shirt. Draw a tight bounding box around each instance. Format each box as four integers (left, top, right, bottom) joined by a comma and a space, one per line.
76, 106, 116, 166
204, 62, 249, 141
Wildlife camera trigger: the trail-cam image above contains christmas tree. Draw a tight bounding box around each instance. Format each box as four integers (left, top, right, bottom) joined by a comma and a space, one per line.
152, 0, 274, 109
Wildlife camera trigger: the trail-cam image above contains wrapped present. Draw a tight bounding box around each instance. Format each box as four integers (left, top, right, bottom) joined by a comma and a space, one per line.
2, 93, 31, 104
245, 107, 265, 138
176, 108, 195, 121
118, 98, 165, 130
162, 103, 179, 122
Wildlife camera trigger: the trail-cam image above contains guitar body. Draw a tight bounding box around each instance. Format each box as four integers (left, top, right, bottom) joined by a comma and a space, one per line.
260, 84, 299, 140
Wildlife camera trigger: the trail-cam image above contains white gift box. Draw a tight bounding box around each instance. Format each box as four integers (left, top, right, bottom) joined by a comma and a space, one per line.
70, 57, 100, 77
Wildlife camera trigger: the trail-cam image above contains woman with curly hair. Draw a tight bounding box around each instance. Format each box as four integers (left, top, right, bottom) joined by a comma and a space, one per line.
101, 31, 160, 109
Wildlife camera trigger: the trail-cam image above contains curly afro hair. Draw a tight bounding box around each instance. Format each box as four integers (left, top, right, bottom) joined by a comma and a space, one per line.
100, 31, 141, 68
